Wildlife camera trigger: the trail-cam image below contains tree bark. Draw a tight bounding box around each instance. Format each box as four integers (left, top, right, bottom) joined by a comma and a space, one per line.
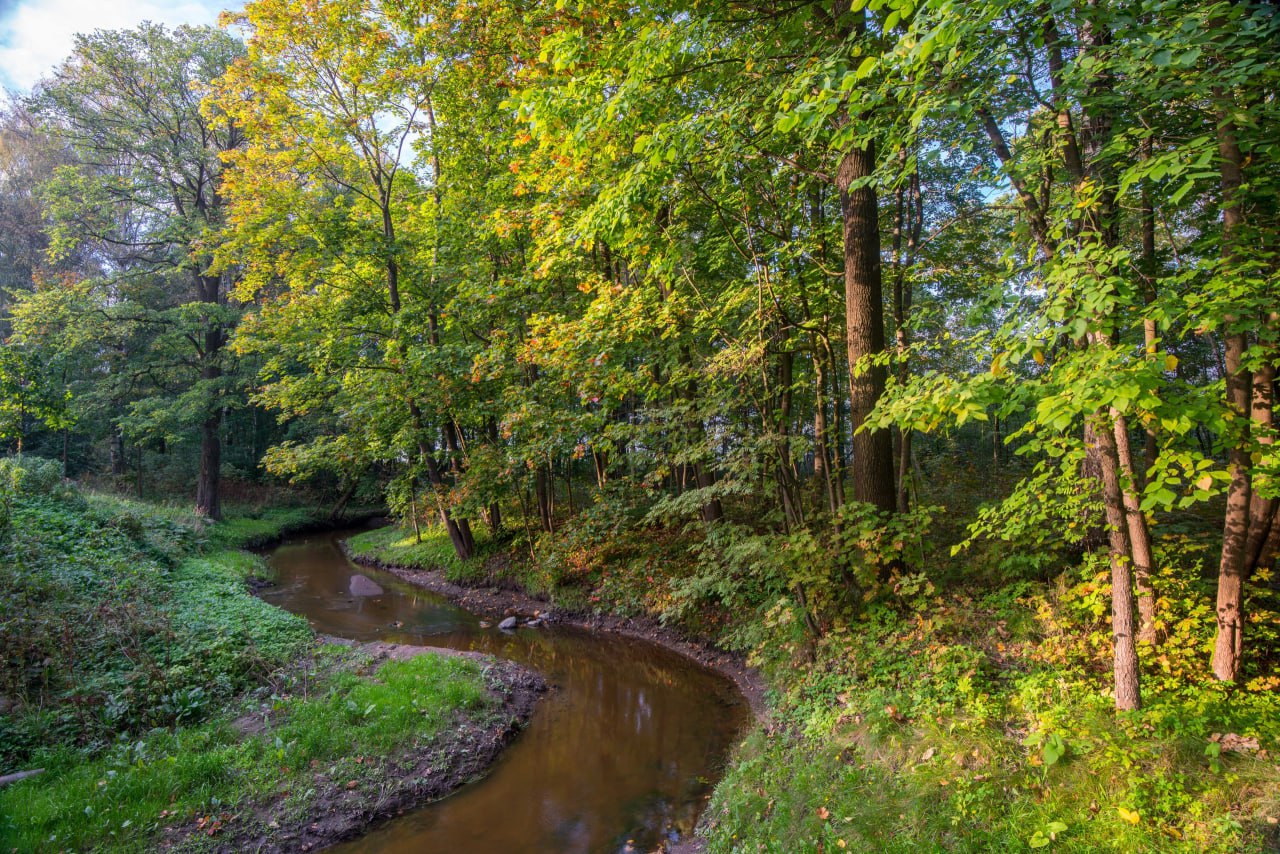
1089, 407, 1142, 710
838, 140, 895, 514
1113, 413, 1156, 643
1244, 357, 1276, 576
1211, 105, 1251, 682
422, 446, 474, 560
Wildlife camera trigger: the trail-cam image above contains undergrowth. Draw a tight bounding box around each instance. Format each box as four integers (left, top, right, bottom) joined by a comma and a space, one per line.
0, 461, 316, 764
0, 650, 494, 852
0, 458, 506, 852
351, 477, 1280, 852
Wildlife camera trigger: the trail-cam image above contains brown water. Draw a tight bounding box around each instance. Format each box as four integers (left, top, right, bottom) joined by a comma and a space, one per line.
259, 530, 749, 853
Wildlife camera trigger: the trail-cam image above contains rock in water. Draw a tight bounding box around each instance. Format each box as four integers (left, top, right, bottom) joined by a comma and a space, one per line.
498, 616, 518, 631
348, 574, 384, 596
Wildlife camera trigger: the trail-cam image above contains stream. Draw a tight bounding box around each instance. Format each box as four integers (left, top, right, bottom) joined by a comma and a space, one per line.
258, 529, 749, 853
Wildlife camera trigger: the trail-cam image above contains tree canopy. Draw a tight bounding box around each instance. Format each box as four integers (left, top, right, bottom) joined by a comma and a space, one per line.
3, 0, 1278, 715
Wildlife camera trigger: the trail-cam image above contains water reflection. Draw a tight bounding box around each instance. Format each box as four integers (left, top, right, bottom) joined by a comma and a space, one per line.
259, 531, 748, 853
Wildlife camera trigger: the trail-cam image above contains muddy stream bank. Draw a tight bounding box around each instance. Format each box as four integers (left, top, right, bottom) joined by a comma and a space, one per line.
259, 529, 751, 853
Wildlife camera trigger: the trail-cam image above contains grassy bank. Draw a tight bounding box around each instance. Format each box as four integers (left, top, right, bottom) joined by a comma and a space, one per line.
0, 459, 534, 852
3, 649, 513, 852
344, 521, 496, 580
348, 513, 1280, 852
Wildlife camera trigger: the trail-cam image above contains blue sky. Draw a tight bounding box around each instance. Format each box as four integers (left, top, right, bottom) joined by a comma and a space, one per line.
0, 0, 227, 92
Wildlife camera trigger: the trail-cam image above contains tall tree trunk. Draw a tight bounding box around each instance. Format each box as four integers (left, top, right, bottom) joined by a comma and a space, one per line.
442, 421, 477, 556
1091, 409, 1142, 710
1114, 413, 1157, 643
1244, 356, 1276, 575
1211, 104, 1251, 682
535, 461, 554, 533
838, 140, 895, 514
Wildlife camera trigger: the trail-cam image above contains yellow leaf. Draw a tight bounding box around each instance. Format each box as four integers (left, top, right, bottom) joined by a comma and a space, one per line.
1117, 807, 1140, 825
1163, 354, 1178, 372
1033, 349, 1045, 366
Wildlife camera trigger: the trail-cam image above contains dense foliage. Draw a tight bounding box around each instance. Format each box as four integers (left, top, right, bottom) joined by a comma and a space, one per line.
0, 457, 313, 765
2, 0, 1278, 849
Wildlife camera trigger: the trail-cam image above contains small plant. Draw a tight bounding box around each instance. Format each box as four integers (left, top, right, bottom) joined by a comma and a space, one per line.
1022, 730, 1068, 768
1027, 821, 1068, 848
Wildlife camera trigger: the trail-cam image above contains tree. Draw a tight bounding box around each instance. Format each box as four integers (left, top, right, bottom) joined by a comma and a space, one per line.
32, 23, 246, 518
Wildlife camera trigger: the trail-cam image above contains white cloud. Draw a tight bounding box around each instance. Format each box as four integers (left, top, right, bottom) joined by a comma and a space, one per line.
0, 0, 230, 93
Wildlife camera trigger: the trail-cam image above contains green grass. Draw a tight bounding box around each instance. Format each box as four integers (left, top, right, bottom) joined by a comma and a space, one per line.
345, 523, 494, 580
204, 506, 327, 550
706, 711, 1280, 852
0, 467, 512, 851
0, 651, 495, 852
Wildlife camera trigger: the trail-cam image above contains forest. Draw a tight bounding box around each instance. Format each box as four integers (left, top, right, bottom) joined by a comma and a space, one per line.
1, 0, 1278, 851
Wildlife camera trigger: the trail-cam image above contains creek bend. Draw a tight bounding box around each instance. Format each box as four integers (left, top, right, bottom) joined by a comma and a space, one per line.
258, 529, 750, 853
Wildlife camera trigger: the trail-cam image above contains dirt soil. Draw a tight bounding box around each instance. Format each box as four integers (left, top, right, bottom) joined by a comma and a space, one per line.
163, 643, 545, 853
344, 546, 769, 721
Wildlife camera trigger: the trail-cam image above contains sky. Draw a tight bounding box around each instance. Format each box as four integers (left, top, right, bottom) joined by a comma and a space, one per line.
0, 0, 227, 93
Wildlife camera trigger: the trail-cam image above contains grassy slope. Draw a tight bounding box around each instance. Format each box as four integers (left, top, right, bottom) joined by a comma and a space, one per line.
0, 481, 499, 852
348, 517, 1280, 852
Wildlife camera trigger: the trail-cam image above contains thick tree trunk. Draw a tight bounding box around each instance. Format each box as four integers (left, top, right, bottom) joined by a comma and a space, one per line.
195, 414, 222, 520
695, 463, 723, 524
1211, 106, 1251, 682
1213, 325, 1251, 681
838, 140, 895, 514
